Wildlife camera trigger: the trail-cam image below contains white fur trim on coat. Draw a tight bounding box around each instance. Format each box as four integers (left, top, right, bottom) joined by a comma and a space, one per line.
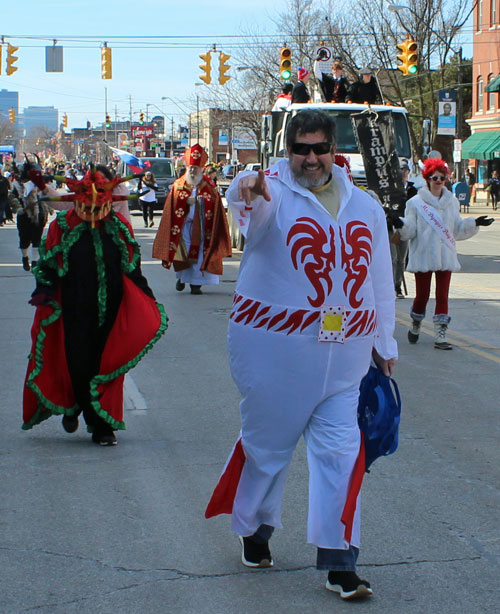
398, 186, 478, 272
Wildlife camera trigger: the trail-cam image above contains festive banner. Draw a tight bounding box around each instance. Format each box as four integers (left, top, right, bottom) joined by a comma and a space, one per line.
351, 110, 406, 210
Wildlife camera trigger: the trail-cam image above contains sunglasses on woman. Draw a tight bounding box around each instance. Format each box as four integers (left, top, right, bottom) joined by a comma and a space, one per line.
290, 142, 332, 156
429, 175, 446, 182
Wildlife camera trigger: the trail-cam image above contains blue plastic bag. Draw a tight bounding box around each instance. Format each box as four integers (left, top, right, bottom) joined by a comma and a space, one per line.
357, 365, 402, 471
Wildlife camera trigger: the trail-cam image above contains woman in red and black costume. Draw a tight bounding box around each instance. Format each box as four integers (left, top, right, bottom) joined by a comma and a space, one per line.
22, 167, 168, 445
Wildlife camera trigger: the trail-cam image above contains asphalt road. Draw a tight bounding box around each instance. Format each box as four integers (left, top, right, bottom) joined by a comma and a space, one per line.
0, 207, 499, 613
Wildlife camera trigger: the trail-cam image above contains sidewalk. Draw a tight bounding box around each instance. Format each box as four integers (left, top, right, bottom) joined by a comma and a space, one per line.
458, 193, 500, 218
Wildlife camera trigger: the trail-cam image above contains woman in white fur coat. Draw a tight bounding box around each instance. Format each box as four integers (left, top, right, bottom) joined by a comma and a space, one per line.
393, 158, 493, 350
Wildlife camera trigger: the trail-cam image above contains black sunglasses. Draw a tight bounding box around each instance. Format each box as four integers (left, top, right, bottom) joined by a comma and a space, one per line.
429, 175, 446, 182
290, 142, 332, 156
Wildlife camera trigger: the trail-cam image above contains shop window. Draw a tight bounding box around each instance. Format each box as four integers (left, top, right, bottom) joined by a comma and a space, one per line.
487, 74, 496, 109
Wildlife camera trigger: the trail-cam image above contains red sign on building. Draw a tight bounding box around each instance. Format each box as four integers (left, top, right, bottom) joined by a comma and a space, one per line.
131, 125, 154, 138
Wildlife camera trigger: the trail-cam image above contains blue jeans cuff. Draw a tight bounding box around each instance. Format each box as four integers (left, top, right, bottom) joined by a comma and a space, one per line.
316, 545, 359, 571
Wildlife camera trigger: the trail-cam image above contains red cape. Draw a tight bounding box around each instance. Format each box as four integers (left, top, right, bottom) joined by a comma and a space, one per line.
23, 211, 168, 430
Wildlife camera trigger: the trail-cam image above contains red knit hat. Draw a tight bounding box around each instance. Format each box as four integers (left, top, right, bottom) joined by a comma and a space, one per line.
298, 67, 310, 81
422, 158, 449, 180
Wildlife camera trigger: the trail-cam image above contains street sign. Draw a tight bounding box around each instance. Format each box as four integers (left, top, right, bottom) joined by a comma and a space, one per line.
314, 46, 334, 74
46, 46, 63, 72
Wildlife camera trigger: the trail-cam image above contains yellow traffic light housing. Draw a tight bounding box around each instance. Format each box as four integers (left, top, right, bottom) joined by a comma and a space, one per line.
218, 52, 231, 85
63, 113, 68, 128
139, 112, 144, 125
8, 108, 15, 123
280, 47, 292, 80
101, 45, 112, 80
6, 44, 19, 76
199, 51, 212, 84
397, 37, 418, 75
105, 114, 111, 128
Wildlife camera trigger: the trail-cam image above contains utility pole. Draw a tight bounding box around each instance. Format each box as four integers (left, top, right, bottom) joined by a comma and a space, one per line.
456, 47, 463, 179
171, 117, 174, 157
196, 94, 200, 141
104, 87, 108, 161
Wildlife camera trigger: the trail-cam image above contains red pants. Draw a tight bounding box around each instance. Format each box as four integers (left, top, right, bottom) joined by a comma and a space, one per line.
412, 271, 452, 316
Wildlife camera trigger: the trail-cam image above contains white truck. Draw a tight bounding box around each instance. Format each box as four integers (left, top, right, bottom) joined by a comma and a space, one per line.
260, 102, 413, 183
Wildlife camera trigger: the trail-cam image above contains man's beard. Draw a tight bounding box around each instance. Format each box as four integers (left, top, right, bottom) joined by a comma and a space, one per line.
186, 169, 202, 186
292, 163, 330, 189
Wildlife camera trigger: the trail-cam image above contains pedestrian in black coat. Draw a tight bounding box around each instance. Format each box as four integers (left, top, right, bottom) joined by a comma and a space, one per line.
291, 67, 311, 104
347, 68, 382, 105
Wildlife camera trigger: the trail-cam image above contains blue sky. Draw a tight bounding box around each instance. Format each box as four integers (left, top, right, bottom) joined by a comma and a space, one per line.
1, 0, 283, 130
2, 1, 473, 132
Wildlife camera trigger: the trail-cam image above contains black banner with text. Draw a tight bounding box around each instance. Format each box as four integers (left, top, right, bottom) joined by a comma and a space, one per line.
351, 110, 406, 210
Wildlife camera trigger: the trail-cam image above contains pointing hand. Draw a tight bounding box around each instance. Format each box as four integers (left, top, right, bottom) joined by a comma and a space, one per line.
238, 170, 271, 206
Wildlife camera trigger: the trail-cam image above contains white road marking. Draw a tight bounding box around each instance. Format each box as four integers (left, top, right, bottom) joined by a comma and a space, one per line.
124, 374, 148, 410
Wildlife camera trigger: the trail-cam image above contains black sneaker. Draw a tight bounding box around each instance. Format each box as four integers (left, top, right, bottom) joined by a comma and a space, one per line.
31, 260, 38, 270
326, 571, 373, 600
22, 256, 30, 271
62, 414, 79, 433
238, 535, 273, 568
176, 279, 185, 292
91, 431, 117, 446
190, 284, 202, 295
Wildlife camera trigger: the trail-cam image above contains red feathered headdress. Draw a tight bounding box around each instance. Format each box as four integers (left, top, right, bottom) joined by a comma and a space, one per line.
42, 169, 137, 226
422, 158, 449, 181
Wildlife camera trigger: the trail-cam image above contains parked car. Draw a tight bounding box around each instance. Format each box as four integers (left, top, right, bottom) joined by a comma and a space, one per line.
218, 164, 239, 196
243, 163, 261, 172
118, 157, 175, 210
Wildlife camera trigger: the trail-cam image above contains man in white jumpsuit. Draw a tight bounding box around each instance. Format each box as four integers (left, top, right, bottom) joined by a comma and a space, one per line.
205, 110, 397, 600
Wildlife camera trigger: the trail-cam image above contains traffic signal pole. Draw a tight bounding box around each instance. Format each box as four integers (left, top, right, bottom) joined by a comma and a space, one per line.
104, 86, 108, 152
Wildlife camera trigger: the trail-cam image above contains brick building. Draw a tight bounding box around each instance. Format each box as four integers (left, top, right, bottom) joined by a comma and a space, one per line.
462, 0, 500, 184
188, 107, 259, 165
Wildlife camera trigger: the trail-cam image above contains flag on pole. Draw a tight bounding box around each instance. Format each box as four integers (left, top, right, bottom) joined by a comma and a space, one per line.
107, 145, 151, 174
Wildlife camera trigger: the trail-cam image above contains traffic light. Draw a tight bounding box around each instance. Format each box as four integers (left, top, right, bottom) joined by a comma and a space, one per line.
397, 37, 418, 75
105, 114, 111, 128
280, 47, 292, 80
8, 108, 15, 123
199, 51, 212, 84
63, 113, 68, 128
218, 52, 231, 85
6, 44, 19, 76
139, 112, 144, 125
101, 45, 112, 79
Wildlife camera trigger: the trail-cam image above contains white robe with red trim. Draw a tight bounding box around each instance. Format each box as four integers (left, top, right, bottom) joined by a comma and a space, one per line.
207, 160, 397, 551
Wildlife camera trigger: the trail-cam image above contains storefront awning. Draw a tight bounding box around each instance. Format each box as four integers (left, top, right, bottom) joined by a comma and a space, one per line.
485, 74, 500, 93
461, 131, 500, 160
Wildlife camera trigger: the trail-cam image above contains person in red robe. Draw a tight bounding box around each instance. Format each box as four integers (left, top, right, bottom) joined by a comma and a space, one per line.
152, 144, 232, 295
22, 168, 168, 445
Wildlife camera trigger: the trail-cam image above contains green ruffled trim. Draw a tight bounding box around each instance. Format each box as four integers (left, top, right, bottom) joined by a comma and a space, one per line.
88, 302, 169, 431
104, 214, 141, 273
90, 227, 107, 327
23, 300, 79, 430
34, 211, 87, 286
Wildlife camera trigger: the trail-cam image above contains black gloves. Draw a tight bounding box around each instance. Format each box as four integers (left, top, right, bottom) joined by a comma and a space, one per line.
475, 215, 494, 226
388, 212, 404, 229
